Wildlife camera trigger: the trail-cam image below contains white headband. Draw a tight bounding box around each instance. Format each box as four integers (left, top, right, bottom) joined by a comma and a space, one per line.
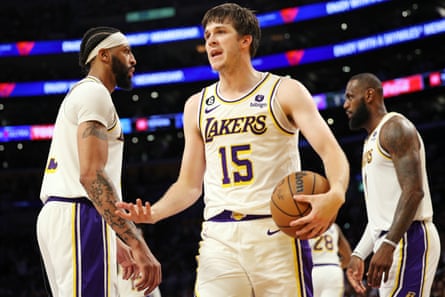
85, 32, 129, 65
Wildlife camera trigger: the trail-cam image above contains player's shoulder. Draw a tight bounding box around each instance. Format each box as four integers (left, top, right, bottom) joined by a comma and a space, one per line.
183, 91, 202, 115
185, 91, 201, 105
273, 73, 303, 86
381, 112, 417, 136
380, 112, 419, 150
69, 77, 108, 99
273, 74, 313, 111
275, 75, 310, 96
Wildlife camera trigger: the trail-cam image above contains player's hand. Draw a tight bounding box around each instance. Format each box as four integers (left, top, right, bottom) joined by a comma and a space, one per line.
116, 238, 136, 280
346, 255, 367, 295
289, 190, 342, 239
115, 198, 154, 224
131, 241, 162, 294
366, 241, 394, 288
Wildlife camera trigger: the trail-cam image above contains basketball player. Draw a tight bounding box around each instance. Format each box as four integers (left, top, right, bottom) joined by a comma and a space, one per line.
36, 26, 161, 296
116, 4, 349, 297
343, 73, 440, 296
309, 223, 352, 297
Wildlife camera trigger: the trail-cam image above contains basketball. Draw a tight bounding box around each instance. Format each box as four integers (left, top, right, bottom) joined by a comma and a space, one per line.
270, 170, 330, 238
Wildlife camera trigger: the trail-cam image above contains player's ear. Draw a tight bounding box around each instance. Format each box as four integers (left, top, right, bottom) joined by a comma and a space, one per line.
98, 48, 110, 62
241, 35, 252, 48
366, 88, 374, 100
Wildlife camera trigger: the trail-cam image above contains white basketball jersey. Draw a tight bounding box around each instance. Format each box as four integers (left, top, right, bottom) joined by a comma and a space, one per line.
40, 76, 124, 203
362, 112, 433, 240
198, 72, 301, 220
310, 224, 341, 266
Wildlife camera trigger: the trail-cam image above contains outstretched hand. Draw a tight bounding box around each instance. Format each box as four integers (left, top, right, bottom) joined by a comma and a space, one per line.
115, 198, 154, 224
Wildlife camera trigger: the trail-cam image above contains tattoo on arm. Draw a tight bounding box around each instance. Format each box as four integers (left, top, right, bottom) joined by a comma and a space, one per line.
82, 121, 108, 140
87, 170, 139, 243
81, 123, 140, 245
88, 170, 112, 207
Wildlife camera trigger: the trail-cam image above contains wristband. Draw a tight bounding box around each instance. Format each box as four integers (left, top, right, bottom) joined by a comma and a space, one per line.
382, 238, 398, 248
351, 251, 365, 260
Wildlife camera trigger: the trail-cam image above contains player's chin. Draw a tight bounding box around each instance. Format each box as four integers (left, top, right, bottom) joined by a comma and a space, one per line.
209, 61, 222, 71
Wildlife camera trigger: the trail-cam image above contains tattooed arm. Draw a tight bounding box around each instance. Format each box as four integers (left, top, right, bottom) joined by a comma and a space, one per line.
365, 116, 424, 288
77, 121, 161, 294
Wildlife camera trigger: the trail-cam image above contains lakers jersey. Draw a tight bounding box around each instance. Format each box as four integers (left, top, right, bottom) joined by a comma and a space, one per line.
40, 76, 124, 203
198, 72, 301, 220
310, 224, 341, 266
361, 112, 433, 240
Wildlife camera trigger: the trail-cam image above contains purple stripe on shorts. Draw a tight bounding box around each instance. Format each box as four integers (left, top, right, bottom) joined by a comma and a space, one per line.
298, 239, 313, 297
74, 203, 80, 297
393, 221, 426, 296
78, 201, 108, 297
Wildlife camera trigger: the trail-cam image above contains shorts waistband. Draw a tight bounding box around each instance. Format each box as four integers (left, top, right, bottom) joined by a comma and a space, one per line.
313, 263, 340, 267
46, 196, 91, 205
207, 210, 271, 222
378, 220, 426, 238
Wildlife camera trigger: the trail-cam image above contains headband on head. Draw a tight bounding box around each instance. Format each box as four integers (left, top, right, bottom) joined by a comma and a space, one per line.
85, 32, 129, 65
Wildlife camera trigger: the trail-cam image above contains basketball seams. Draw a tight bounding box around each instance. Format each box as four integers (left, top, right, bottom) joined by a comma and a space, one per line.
271, 170, 329, 237
310, 173, 316, 194
270, 197, 301, 218
288, 173, 306, 216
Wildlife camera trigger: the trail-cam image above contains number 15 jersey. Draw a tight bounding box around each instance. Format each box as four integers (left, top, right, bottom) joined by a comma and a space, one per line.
198, 72, 301, 220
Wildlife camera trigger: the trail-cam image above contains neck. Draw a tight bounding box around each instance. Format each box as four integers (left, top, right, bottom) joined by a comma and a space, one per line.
218, 65, 262, 98
366, 108, 388, 134
87, 69, 115, 93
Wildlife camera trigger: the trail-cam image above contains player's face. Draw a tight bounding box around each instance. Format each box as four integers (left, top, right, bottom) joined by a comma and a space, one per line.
344, 80, 370, 131
111, 45, 136, 90
348, 96, 369, 130
204, 21, 241, 71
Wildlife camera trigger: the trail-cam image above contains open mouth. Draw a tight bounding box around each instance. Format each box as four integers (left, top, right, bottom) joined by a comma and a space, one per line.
210, 50, 222, 58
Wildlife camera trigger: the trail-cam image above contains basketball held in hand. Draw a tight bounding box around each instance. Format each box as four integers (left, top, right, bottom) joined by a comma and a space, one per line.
270, 170, 330, 238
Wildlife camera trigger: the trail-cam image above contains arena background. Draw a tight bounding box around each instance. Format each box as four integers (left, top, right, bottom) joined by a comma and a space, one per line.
0, 0, 444, 296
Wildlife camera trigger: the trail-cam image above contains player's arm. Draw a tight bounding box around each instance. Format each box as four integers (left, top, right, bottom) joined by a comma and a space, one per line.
117, 237, 135, 280
78, 120, 161, 292
277, 78, 349, 239
149, 93, 206, 222
366, 116, 423, 287
116, 93, 206, 223
336, 226, 352, 269
379, 116, 423, 246
347, 223, 372, 295
78, 121, 142, 246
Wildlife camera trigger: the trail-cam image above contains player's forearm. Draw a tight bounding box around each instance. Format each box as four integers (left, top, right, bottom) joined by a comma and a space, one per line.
324, 148, 349, 196
386, 190, 423, 244
352, 224, 374, 260
151, 181, 202, 223
80, 169, 144, 247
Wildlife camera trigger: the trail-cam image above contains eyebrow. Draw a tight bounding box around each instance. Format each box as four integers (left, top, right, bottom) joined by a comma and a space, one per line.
205, 24, 229, 32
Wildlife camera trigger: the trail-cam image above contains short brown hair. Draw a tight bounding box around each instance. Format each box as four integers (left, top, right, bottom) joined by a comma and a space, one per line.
202, 3, 261, 57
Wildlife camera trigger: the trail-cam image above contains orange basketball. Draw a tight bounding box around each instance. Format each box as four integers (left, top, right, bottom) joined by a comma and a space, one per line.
270, 170, 330, 238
